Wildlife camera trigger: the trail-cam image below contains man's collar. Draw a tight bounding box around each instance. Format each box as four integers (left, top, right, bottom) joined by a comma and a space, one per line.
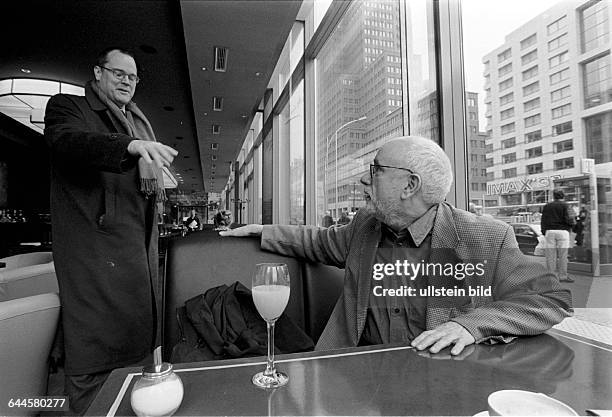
381, 204, 438, 247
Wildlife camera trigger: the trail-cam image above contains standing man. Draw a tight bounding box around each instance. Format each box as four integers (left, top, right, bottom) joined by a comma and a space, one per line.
44, 47, 178, 414
222, 136, 571, 355
541, 189, 576, 282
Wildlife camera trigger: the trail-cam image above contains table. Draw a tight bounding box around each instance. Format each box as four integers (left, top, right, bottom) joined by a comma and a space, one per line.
86, 329, 612, 416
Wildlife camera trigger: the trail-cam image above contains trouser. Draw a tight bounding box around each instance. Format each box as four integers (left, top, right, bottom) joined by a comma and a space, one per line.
545, 229, 570, 280
65, 354, 152, 416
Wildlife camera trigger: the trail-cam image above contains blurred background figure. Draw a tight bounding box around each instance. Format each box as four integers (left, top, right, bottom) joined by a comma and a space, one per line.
322, 210, 334, 228
574, 207, 588, 247
541, 189, 575, 283
338, 211, 351, 225
184, 209, 201, 232
214, 210, 233, 231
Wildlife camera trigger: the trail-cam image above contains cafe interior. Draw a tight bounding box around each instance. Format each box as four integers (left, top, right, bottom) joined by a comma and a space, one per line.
1, 0, 611, 416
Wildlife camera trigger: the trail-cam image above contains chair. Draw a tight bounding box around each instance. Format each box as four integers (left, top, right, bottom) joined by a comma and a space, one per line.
0, 252, 58, 301
0, 293, 61, 416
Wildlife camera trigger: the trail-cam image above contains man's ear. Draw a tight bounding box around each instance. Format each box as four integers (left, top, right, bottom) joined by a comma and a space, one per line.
93, 66, 102, 82
401, 174, 421, 199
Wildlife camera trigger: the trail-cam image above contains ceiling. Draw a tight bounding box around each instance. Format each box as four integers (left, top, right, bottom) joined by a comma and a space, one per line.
0, 0, 301, 194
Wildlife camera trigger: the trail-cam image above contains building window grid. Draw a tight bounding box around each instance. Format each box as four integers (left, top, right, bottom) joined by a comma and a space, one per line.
525, 146, 543, 159
552, 103, 571, 119
548, 33, 568, 52
524, 97, 540, 112
554, 157, 574, 170
583, 54, 612, 109
500, 92, 514, 105
549, 51, 569, 69
498, 62, 513, 77
527, 162, 544, 174
498, 48, 512, 63
502, 152, 517, 164
503, 168, 518, 179
525, 130, 542, 143
523, 81, 540, 96
580, 1, 610, 53
499, 77, 513, 91
524, 113, 541, 128
547, 15, 567, 35
554, 139, 573, 153
551, 85, 571, 102
521, 49, 538, 66
501, 123, 515, 135
552, 121, 573, 136
550, 68, 570, 85
500, 107, 515, 121
522, 65, 538, 81
502, 137, 516, 148
521, 33, 537, 50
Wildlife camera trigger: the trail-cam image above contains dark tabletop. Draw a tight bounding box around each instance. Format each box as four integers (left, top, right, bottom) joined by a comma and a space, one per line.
86, 329, 612, 416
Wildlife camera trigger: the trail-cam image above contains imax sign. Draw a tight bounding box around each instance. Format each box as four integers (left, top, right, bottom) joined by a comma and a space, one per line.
486, 175, 562, 196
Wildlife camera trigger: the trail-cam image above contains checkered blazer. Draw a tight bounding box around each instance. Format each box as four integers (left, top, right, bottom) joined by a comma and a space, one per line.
261, 203, 572, 350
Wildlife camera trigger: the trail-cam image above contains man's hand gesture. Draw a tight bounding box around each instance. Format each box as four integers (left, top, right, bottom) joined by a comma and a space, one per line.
219, 224, 263, 237
128, 140, 178, 168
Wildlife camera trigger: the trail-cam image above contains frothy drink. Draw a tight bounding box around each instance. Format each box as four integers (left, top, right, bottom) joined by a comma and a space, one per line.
252, 285, 290, 321
488, 390, 577, 416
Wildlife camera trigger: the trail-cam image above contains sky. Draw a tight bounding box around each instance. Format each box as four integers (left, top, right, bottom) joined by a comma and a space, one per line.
461, 0, 570, 125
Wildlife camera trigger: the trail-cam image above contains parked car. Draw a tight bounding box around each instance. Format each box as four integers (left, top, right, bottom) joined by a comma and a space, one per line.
510, 223, 544, 255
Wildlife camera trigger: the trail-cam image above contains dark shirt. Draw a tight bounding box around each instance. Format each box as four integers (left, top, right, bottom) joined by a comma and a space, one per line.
359, 206, 437, 346
541, 200, 574, 234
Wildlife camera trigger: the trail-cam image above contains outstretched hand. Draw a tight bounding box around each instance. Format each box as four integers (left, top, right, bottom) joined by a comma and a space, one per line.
219, 224, 263, 237
411, 321, 475, 355
128, 140, 178, 168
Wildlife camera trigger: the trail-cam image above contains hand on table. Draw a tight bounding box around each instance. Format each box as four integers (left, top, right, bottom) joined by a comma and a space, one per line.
411, 321, 475, 355
128, 140, 178, 168
219, 224, 263, 237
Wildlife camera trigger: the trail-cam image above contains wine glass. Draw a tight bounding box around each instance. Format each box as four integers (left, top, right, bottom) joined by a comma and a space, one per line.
251, 263, 290, 388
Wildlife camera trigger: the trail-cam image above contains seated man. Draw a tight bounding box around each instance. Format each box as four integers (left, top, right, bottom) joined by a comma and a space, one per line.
221, 136, 571, 355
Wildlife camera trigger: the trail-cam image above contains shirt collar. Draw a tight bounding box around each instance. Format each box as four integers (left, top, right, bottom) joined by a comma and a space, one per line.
381, 204, 438, 247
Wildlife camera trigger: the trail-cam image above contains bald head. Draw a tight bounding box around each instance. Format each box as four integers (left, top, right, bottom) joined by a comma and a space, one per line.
378, 136, 453, 204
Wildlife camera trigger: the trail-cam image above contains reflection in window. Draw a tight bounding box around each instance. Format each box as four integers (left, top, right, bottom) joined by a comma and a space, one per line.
554, 139, 573, 153
552, 121, 572, 136
502, 168, 517, 179
525, 146, 542, 159
315, 0, 415, 222
527, 163, 543, 175
525, 130, 542, 143
585, 111, 612, 163
554, 157, 574, 170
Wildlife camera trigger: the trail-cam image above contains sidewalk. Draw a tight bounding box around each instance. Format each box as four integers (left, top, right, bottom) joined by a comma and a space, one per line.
526, 254, 612, 345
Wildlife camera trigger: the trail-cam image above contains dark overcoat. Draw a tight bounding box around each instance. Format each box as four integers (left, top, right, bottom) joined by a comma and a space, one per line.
44, 85, 158, 375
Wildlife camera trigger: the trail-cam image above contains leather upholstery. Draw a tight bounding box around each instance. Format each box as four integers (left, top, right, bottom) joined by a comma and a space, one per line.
0, 252, 58, 301
162, 230, 344, 359
0, 293, 61, 416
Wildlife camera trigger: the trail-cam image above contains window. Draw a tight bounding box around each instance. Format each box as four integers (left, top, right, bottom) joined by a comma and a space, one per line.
581, 1, 610, 53
554, 157, 574, 170
527, 163, 543, 174
521, 34, 537, 50
524, 97, 540, 112
525, 146, 542, 158
500, 107, 515, 120
498, 48, 512, 62
585, 111, 612, 163
500, 92, 514, 105
549, 51, 569, 68
524, 113, 541, 128
525, 130, 542, 143
502, 153, 516, 163
499, 78, 513, 91
547, 15, 567, 35
502, 137, 516, 148
467, 97, 477, 107
501, 123, 515, 135
554, 139, 573, 153
503, 168, 517, 178
522, 65, 538, 81
550, 68, 570, 85
523, 81, 539, 96
552, 121, 572, 136
498, 63, 512, 77
548, 33, 568, 52
551, 85, 571, 102
521, 50, 538, 66
583, 54, 612, 109
552, 103, 571, 119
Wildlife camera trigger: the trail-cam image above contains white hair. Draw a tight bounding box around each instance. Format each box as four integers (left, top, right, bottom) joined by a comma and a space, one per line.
387, 136, 453, 204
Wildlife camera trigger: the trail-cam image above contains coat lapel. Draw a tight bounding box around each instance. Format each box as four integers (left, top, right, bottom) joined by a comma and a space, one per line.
355, 217, 380, 343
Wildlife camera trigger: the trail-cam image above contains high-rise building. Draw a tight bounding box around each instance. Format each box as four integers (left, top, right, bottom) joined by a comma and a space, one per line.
482, 0, 612, 219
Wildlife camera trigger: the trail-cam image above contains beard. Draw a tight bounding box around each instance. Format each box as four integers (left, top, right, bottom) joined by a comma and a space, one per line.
365, 196, 403, 227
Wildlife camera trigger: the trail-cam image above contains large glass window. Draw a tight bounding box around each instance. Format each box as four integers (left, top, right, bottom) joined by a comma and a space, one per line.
580, 0, 609, 53
585, 111, 612, 163
315, 0, 418, 223
583, 54, 612, 109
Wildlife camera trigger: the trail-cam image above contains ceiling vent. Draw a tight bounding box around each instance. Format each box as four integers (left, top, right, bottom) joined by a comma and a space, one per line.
214, 47, 228, 72
211, 164, 216, 169
213, 96, 223, 111
211, 143, 219, 150
211, 155, 217, 161
212, 124, 221, 135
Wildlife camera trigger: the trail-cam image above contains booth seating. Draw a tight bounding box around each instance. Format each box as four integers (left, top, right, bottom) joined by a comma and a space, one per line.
0, 293, 61, 416
163, 229, 344, 359
0, 252, 58, 301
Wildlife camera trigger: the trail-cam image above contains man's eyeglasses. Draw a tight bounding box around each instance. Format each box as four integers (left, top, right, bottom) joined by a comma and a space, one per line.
99, 66, 140, 84
369, 164, 415, 179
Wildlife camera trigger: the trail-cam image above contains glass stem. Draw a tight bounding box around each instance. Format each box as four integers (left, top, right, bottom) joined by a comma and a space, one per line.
264, 320, 276, 376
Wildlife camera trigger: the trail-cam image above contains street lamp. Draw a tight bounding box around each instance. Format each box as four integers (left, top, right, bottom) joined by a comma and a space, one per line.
325, 116, 366, 218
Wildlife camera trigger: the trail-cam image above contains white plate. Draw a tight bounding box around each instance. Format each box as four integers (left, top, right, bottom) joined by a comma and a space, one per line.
473, 412, 489, 417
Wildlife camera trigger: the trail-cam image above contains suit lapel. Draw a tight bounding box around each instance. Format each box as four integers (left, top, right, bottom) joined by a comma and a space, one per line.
355, 216, 380, 344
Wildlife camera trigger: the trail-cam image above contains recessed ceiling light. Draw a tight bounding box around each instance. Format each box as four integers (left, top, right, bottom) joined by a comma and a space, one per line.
201, 67, 207, 71
241, 114, 247, 119
20, 68, 31, 74
255, 72, 262, 77
204, 112, 208, 116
